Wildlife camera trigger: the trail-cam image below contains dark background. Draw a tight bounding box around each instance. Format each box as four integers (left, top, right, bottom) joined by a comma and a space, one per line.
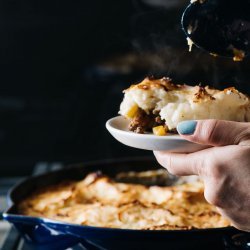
1, 0, 250, 176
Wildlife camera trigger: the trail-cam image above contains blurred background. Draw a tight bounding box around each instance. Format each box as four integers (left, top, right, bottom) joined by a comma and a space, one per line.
1, 0, 250, 176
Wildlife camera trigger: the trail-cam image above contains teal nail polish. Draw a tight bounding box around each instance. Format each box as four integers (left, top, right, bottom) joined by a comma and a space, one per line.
177, 120, 197, 135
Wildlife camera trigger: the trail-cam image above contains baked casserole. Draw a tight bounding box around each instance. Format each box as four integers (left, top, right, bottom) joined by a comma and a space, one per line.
19, 170, 230, 230
119, 77, 250, 135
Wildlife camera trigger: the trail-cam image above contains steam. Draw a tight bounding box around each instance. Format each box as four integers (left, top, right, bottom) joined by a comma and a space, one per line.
140, 0, 184, 9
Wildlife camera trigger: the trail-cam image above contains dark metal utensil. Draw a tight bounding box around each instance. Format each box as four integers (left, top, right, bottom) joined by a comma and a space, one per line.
181, 0, 250, 60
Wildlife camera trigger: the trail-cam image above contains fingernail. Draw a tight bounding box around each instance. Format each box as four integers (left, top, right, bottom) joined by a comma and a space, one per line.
177, 120, 197, 135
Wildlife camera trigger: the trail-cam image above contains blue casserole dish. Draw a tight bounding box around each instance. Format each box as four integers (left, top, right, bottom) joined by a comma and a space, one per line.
3, 158, 250, 250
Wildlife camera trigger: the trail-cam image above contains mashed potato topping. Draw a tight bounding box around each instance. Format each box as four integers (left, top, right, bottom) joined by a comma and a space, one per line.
119, 77, 250, 132
19, 171, 230, 230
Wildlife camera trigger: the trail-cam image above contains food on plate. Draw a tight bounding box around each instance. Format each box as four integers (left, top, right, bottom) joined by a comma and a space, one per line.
19, 170, 230, 230
152, 125, 167, 136
119, 77, 250, 134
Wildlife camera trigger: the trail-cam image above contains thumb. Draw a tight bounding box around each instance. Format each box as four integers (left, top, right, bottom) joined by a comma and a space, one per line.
177, 119, 250, 146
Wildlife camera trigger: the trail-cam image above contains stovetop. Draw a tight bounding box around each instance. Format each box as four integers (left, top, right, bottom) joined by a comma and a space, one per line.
1, 227, 88, 250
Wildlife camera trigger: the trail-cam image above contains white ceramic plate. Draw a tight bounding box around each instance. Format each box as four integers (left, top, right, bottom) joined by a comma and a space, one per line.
106, 116, 207, 153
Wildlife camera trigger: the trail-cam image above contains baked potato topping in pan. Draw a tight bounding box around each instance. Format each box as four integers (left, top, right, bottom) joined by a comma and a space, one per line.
19, 171, 230, 230
119, 77, 250, 134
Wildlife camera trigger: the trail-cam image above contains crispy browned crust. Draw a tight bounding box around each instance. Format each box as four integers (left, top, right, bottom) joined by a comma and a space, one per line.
19, 171, 230, 230
193, 85, 215, 103
125, 76, 182, 92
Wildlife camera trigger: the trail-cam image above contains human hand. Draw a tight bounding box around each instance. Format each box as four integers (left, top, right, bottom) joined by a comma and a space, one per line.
154, 120, 250, 232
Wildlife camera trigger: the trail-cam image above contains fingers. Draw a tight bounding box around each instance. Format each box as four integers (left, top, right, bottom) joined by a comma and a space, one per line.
153, 150, 208, 176
177, 120, 250, 147
154, 145, 236, 177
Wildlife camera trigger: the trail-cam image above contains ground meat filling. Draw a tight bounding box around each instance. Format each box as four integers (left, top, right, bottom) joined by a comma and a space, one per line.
129, 109, 166, 134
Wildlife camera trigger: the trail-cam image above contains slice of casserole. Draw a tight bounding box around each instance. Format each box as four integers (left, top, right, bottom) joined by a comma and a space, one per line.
119, 77, 250, 134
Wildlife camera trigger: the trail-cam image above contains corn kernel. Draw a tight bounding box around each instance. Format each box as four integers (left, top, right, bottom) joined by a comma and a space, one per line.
126, 104, 138, 118
153, 126, 167, 136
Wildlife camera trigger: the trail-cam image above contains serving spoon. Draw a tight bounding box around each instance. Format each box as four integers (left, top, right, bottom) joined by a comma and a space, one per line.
181, 0, 250, 60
